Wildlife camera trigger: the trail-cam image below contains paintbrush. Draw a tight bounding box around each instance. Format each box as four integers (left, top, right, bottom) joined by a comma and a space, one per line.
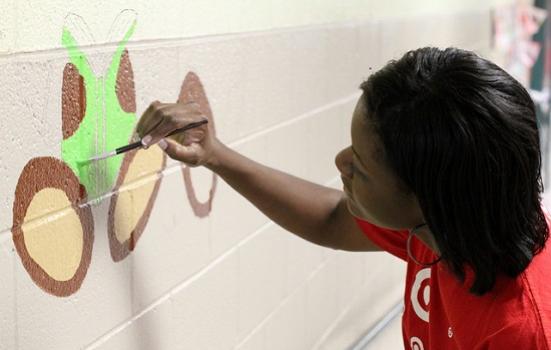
83, 119, 208, 163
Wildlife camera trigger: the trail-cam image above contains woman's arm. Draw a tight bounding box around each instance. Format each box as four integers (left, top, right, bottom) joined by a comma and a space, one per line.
206, 142, 381, 251
137, 101, 381, 251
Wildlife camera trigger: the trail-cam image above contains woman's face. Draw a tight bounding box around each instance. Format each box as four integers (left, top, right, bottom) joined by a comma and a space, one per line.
335, 95, 425, 230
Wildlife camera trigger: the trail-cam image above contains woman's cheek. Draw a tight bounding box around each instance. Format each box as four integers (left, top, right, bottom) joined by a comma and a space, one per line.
351, 182, 396, 228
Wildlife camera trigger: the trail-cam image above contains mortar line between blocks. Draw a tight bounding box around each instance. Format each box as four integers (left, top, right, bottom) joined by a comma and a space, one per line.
83, 174, 341, 349
236, 174, 340, 249
233, 257, 331, 349
312, 276, 394, 349
313, 296, 366, 349
0, 9, 492, 62
83, 220, 276, 350
228, 92, 361, 148
0, 18, 379, 62
83, 235, 240, 350
349, 301, 405, 350
0, 163, 181, 237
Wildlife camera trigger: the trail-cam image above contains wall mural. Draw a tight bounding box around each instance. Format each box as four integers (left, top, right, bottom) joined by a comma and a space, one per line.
10, 10, 217, 296
178, 72, 218, 218
12, 157, 94, 297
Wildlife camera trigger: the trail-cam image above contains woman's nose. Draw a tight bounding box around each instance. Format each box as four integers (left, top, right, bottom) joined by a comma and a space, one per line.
335, 147, 353, 179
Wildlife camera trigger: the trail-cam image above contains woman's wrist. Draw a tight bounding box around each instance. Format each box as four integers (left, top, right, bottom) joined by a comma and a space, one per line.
204, 138, 227, 171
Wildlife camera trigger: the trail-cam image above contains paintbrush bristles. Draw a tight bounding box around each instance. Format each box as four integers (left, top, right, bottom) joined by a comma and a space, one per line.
87, 150, 117, 163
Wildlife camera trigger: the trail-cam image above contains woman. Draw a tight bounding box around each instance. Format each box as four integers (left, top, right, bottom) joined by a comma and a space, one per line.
137, 47, 551, 349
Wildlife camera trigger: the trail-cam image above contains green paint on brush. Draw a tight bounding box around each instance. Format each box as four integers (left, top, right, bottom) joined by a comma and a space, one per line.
61, 21, 137, 198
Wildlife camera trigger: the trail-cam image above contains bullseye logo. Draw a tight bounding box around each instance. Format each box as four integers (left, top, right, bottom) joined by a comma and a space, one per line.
410, 336, 425, 350
410, 268, 431, 322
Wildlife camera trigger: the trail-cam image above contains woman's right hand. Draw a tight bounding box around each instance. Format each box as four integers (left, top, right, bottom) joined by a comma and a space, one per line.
135, 100, 222, 168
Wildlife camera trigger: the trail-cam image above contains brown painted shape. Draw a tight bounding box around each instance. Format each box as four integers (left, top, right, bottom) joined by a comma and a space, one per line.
116, 49, 136, 113
11, 157, 94, 297
178, 72, 218, 217
107, 147, 166, 262
61, 63, 86, 140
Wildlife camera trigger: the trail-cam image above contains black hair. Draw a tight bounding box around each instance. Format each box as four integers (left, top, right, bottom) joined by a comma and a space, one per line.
360, 47, 549, 296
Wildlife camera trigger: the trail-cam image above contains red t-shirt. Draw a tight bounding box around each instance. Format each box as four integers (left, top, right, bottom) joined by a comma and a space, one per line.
354, 212, 551, 349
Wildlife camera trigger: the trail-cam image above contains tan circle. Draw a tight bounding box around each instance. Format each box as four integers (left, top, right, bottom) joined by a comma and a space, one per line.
108, 144, 166, 261
22, 188, 84, 281
12, 157, 94, 297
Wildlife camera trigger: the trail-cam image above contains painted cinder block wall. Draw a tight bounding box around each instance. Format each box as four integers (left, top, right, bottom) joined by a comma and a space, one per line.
0, 0, 512, 349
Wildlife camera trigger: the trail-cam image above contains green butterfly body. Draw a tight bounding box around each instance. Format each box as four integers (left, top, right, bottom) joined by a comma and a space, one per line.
61, 20, 137, 198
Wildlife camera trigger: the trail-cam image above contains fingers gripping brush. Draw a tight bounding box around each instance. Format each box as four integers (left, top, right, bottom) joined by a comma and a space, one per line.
81, 119, 208, 163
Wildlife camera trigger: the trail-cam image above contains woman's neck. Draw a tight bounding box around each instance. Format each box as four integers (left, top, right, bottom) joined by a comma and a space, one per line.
414, 226, 441, 255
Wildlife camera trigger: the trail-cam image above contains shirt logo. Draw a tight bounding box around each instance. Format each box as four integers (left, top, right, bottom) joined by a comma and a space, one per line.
410, 336, 425, 350
411, 268, 431, 322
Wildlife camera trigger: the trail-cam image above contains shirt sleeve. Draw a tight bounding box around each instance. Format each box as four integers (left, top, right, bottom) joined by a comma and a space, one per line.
353, 217, 409, 261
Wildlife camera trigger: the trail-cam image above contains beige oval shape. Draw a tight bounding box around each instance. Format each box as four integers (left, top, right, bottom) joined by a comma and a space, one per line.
113, 145, 164, 244
22, 188, 84, 282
